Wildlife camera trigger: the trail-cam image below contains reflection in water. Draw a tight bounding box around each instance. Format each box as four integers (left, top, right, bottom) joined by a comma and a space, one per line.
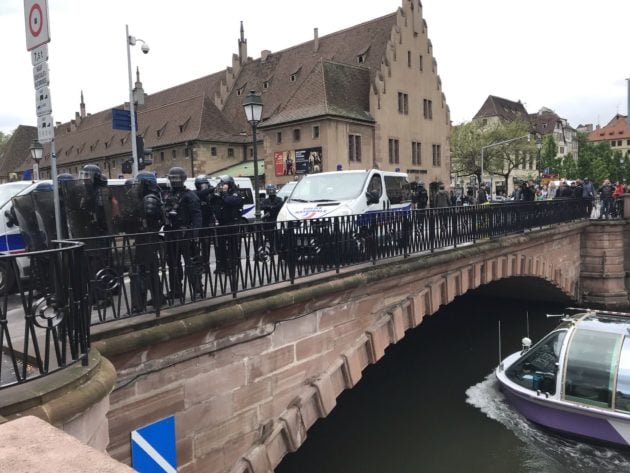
276, 295, 630, 473
466, 373, 630, 473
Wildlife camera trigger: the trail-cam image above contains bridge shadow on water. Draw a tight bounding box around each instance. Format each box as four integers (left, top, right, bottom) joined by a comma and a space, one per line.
276, 282, 630, 473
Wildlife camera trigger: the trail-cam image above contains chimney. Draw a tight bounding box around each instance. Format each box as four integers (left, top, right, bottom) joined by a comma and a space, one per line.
80, 90, 86, 119
261, 50, 271, 62
313, 28, 319, 52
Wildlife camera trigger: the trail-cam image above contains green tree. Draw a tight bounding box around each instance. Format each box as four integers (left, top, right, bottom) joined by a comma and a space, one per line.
450, 120, 487, 183
539, 135, 560, 175
561, 153, 578, 179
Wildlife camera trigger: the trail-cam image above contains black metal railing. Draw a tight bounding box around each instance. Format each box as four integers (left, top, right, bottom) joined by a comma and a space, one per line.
0, 241, 90, 389
71, 199, 587, 325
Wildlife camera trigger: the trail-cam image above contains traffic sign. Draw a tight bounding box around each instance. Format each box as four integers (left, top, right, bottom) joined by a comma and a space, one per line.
37, 114, 54, 143
31, 44, 48, 66
131, 416, 177, 473
35, 86, 52, 116
24, 0, 51, 51
112, 108, 137, 131
33, 62, 49, 89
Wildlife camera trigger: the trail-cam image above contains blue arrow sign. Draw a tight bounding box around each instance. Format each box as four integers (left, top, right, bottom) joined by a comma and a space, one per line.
131, 416, 177, 473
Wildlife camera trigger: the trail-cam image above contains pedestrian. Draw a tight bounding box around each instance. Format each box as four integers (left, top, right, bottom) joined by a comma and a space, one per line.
163, 167, 202, 299
582, 177, 595, 216
131, 171, 164, 312
258, 184, 284, 257
434, 184, 451, 208
477, 183, 488, 205
613, 181, 625, 218
414, 181, 428, 209
195, 175, 215, 273
212, 175, 244, 274
598, 179, 614, 219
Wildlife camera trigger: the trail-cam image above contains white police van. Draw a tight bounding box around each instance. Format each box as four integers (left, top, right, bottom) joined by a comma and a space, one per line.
276, 169, 412, 222
184, 176, 256, 222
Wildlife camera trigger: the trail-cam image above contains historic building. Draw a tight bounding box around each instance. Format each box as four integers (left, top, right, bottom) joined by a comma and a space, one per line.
587, 114, 630, 158
472, 95, 577, 194
5, 0, 451, 193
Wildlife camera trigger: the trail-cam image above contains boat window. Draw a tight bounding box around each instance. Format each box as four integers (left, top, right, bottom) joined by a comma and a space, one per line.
506, 330, 566, 395
564, 329, 622, 409
615, 337, 630, 412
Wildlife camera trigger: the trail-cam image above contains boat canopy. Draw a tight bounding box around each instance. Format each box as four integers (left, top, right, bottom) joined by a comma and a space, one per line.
506, 313, 630, 413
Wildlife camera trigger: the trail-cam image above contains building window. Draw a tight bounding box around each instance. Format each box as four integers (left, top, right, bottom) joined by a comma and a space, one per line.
619, 140, 623, 146
349, 134, 362, 162
184, 147, 190, 158
249, 148, 253, 158
398, 92, 409, 115
432, 144, 441, 166
612, 141, 616, 147
228, 148, 234, 157
407, 50, 412, 67
160, 151, 164, 162
293, 129, 301, 142
419, 55, 423, 71
172, 149, 176, 160
559, 146, 565, 154
412, 141, 421, 165
627, 139, 630, 146
112, 159, 117, 168
211, 147, 217, 156
313, 126, 320, 139
388, 138, 400, 164
423, 99, 433, 119
276, 132, 282, 144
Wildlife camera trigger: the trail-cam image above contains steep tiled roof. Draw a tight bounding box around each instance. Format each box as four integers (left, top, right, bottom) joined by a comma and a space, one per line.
474, 95, 529, 122
262, 60, 373, 126
587, 114, 630, 142
529, 110, 562, 136
0, 125, 37, 178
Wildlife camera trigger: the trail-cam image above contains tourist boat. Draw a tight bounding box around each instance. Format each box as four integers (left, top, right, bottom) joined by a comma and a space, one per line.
495, 309, 630, 447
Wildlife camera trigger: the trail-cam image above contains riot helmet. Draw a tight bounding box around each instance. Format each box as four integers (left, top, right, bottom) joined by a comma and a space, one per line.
195, 175, 210, 191
417, 181, 425, 187
219, 175, 236, 192
57, 173, 75, 182
79, 164, 107, 187
266, 184, 277, 197
136, 171, 158, 195
167, 167, 187, 189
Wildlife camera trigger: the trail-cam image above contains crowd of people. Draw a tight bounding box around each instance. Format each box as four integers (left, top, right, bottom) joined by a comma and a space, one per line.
411, 177, 626, 218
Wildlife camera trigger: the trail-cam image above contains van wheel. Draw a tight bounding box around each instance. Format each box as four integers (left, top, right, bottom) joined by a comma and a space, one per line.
0, 261, 15, 295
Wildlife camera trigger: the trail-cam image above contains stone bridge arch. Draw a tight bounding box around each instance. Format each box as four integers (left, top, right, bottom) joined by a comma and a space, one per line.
94, 222, 591, 472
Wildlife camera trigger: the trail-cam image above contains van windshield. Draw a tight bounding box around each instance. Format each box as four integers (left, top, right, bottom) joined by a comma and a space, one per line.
289, 173, 368, 202
0, 182, 31, 208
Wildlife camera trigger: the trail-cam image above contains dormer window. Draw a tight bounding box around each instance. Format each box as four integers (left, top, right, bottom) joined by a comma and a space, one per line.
358, 54, 366, 64
290, 65, 302, 82
263, 80, 270, 89
290, 73, 297, 82
236, 86, 245, 96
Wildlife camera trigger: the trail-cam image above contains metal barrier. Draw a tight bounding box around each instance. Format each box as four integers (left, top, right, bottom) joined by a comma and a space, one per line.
0, 241, 89, 389
73, 199, 587, 325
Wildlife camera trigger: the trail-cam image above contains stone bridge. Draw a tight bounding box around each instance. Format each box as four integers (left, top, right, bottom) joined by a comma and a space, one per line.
3, 219, 630, 472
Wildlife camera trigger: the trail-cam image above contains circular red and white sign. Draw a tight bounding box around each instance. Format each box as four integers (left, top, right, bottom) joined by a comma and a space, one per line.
29, 3, 43, 37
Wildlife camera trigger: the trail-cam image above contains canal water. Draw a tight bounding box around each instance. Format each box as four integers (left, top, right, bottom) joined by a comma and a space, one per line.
276, 290, 630, 473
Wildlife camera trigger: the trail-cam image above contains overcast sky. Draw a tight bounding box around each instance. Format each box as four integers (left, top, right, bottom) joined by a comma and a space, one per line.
1, 0, 628, 135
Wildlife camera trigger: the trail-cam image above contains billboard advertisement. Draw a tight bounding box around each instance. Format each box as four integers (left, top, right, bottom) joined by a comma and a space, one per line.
275, 147, 323, 176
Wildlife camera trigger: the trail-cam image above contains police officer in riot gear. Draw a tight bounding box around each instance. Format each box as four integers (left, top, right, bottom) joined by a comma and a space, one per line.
131, 171, 165, 312
212, 175, 243, 274
163, 167, 202, 299
258, 184, 283, 257
194, 175, 215, 272
414, 181, 428, 209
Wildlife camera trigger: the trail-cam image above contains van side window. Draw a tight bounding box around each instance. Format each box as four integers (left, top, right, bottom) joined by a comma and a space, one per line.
384, 176, 411, 204
368, 175, 382, 198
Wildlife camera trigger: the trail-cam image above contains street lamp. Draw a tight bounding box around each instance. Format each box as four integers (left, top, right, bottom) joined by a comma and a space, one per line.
243, 90, 263, 221
29, 140, 43, 181
536, 134, 543, 180
126, 25, 149, 177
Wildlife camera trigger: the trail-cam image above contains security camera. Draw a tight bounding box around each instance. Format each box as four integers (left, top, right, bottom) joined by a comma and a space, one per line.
141, 43, 150, 54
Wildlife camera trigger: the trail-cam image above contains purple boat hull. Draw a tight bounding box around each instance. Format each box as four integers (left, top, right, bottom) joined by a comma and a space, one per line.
501, 383, 629, 447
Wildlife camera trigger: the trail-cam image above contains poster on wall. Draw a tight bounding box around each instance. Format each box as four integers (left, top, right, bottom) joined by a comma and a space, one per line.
274, 151, 296, 177
295, 147, 323, 175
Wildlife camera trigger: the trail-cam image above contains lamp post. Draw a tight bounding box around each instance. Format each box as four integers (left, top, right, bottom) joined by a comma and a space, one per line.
29, 140, 43, 181
536, 134, 543, 180
126, 25, 149, 177
243, 91, 263, 221
480, 134, 532, 197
